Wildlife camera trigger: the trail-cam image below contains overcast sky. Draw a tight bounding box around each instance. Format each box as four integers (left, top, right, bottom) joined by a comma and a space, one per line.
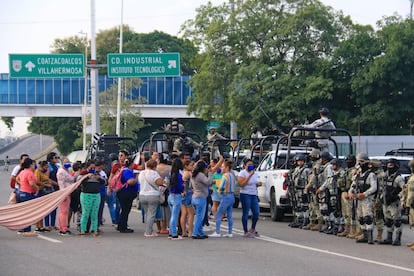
0, 0, 412, 136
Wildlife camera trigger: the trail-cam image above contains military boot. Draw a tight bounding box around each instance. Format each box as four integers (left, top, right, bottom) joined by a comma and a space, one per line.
325, 222, 336, 235
374, 229, 383, 243
356, 230, 368, 243
302, 220, 315, 230
319, 221, 329, 233
338, 224, 350, 237
379, 231, 393, 245
392, 231, 402, 246
355, 231, 365, 240
346, 224, 356, 238
367, 230, 374, 244
311, 219, 323, 231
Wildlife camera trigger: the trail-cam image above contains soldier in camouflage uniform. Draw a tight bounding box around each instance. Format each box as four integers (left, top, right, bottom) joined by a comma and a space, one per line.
315, 152, 334, 233
349, 153, 377, 244
338, 155, 356, 237
288, 154, 309, 228
379, 158, 405, 246
404, 159, 414, 250
368, 159, 385, 242
330, 159, 347, 235
303, 149, 323, 231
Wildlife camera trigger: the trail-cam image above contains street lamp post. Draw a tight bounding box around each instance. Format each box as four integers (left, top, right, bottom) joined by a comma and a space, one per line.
79, 31, 88, 150
116, 0, 124, 136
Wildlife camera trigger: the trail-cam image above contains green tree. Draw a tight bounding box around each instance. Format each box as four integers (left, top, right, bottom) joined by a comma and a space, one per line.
28, 117, 81, 155
181, 0, 349, 136
0, 117, 14, 131
351, 17, 414, 134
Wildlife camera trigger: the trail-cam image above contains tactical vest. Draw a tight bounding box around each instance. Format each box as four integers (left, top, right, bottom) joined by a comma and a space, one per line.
293, 167, 307, 189
383, 172, 402, 205
355, 170, 373, 194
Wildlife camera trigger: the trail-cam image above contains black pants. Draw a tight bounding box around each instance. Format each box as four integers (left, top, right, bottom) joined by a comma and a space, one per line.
116, 190, 137, 231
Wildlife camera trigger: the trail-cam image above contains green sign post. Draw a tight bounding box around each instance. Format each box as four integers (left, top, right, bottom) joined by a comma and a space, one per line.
107, 52, 180, 78
9, 53, 85, 78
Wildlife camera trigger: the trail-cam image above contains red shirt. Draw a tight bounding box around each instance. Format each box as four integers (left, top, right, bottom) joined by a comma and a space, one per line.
17, 169, 37, 193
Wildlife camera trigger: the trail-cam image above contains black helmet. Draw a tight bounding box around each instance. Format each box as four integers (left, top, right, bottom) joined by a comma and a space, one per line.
179, 130, 188, 138
320, 151, 332, 161
330, 158, 341, 166
345, 155, 356, 166
386, 158, 400, 169
294, 154, 306, 162
251, 126, 258, 132
319, 107, 329, 116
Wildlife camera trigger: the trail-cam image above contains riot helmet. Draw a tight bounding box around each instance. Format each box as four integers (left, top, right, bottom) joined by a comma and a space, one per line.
309, 148, 320, 161
386, 158, 400, 174
294, 154, 306, 162
251, 126, 258, 134
320, 151, 332, 162
345, 155, 356, 168
331, 158, 341, 166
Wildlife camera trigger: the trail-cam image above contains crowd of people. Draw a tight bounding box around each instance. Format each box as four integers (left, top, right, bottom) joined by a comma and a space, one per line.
7, 147, 262, 240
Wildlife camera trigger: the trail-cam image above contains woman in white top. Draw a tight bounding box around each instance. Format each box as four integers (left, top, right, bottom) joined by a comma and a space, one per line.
139, 159, 164, 237
237, 159, 261, 238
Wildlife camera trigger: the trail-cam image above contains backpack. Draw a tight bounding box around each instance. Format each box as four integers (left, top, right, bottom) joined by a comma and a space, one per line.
110, 168, 126, 192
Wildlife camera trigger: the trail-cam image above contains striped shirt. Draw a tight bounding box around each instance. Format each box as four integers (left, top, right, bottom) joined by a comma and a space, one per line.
219, 172, 235, 195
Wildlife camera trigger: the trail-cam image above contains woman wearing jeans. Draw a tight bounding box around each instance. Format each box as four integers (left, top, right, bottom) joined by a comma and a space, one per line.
139, 159, 164, 237
168, 158, 184, 240
17, 158, 40, 237
237, 159, 262, 238
190, 160, 212, 239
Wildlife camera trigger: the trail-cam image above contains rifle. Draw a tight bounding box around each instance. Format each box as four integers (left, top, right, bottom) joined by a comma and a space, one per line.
286, 172, 298, 212
258, 105, 286, 135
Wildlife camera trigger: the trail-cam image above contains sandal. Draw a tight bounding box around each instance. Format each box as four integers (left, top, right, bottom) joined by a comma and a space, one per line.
144, 232, 158, 238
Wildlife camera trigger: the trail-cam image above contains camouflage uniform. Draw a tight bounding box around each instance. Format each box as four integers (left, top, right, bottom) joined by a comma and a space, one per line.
369, 160, 385, 242
349, 157, 377, 244
289, 158, 309, 228
379, 159, 405, 246
338, 157, 356, 237
404, 160, 414, 249
317, 157, 336, 233
303, 149, 323, 231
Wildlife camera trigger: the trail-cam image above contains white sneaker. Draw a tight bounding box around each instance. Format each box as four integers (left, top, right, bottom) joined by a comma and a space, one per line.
209, 232, 222, 238
223, 233, 233, 238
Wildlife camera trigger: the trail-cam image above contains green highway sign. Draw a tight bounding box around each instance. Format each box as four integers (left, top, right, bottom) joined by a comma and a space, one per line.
9, 54, 85, 78
107, 52, 180, 78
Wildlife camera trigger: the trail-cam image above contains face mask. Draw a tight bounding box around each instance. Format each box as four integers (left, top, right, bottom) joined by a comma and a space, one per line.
216, 168, 222, 174
247, 165, 254, 172
64, 163, 71, 169
88, 169, 96, 174
205, 163, 209, 169
42, 169, 47, 173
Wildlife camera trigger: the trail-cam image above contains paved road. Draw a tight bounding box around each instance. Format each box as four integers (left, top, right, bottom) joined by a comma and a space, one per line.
1, 170, 414, 276
0, 133, 55, 161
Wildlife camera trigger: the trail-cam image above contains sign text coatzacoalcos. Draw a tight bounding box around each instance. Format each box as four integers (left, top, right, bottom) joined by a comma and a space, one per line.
9, 54, 85, 78
107, 53, 180, 78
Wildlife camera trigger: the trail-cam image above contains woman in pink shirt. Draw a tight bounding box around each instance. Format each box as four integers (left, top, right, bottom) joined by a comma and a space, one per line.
57, 158, 75, 236
16, 158, 40, 237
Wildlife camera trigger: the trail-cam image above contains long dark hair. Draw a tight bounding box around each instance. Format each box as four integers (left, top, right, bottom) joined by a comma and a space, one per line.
170, 158, 183, 187
192, 160, 207, 178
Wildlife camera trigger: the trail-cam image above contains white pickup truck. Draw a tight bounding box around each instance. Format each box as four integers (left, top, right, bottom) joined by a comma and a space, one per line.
256, 149, 309, 221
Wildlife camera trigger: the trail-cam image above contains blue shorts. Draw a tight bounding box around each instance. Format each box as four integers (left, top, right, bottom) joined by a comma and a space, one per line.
182, 190, 193, 207
211, 189, 221, 202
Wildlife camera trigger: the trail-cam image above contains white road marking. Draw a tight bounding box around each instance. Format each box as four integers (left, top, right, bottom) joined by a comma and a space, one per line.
37, 234, 62, 243
217, 223, 414, 273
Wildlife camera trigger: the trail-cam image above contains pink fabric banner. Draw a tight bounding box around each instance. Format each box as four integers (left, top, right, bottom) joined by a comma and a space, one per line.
0, 176, 87, 231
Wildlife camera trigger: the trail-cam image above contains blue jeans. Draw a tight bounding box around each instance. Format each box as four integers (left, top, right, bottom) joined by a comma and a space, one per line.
44, 209, 57, 228
105, 191, 117, 224
18, 191, 35, 232
192, 197, 206, 237
240, 193, 260, 233
168, 193, 182, 236
114, 195, 121, 225
216, 194, 235, 234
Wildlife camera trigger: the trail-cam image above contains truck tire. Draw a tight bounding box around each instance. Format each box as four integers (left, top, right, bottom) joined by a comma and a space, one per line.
270, 189, 284, 221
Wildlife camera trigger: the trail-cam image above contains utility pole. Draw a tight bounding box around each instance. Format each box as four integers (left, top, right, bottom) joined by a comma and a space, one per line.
410, 0, 413, 20
90, 0, 100, 139
116, 0, 124, 136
